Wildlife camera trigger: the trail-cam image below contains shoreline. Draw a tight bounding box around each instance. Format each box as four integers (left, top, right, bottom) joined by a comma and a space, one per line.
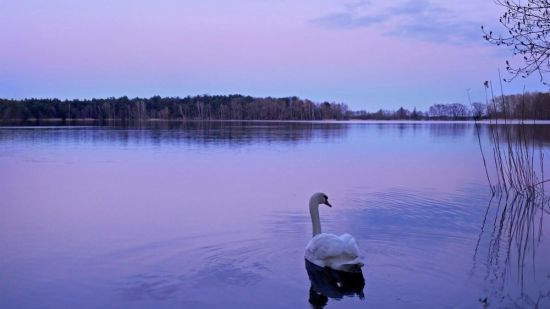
2, 118, 550, 125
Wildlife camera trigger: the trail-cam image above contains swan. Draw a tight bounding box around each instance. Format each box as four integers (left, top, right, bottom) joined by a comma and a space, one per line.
305, 192, 364, 273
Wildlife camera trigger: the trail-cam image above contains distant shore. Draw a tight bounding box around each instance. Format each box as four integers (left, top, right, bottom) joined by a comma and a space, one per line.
3, 119, 550, 126
2, 92, 550, 122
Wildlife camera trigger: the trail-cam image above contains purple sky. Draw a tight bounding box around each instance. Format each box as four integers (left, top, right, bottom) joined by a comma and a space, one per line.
1, 0, 547, 110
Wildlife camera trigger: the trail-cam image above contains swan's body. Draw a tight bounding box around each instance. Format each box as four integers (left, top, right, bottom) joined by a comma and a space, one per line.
305, 233, 364, 272
305, 193, 364, 272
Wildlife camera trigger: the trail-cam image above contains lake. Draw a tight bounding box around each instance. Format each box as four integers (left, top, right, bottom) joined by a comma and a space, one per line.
1, 121, 549, 308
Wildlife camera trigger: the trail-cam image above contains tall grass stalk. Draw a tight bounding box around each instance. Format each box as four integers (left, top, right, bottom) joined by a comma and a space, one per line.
478, 79, 548, 197
473, 78, 550, 306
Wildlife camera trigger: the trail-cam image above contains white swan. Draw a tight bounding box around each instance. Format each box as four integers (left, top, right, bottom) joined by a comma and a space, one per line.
305, 192, 364, 272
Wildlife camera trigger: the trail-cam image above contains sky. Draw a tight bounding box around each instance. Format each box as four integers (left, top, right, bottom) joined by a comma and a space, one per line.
1, 0, 548, 111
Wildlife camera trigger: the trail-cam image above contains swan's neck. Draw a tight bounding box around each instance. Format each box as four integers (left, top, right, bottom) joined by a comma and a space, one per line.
309, 199, 322, 237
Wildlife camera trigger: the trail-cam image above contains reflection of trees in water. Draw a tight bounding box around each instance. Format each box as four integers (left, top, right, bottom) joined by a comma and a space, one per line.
4, 121, 550, 147
369, 122, 472, 139
0, 121, 349, 146
427, 121, 550, 144
428, 122, 471, 138
473, 192, 550, 308
484, 123, 550, 145
305, 259, 365, 308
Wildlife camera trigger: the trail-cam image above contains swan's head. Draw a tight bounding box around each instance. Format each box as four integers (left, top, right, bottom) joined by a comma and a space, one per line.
311, 192, 332, 207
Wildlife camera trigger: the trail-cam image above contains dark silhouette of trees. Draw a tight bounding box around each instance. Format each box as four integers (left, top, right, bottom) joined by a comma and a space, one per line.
471, 102, 487, 120
349, 95, 550, 120
482, 0, 550, 84
486, 91, 550, 119
410, 108, 421, 120
2, 92, 550, 122
427, 103, 469, 120
0, 95, 349, 122
395, 107, 410, 119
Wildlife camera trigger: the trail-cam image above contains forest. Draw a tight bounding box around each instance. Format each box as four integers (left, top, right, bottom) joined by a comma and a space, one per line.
1, 92, 549, 122
0, 95, 347, 121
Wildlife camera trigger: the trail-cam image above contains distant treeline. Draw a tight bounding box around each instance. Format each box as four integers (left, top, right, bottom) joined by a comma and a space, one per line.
351, 103, 477, 120
1, 92, 549, 121
351, 92, 550, 120
0, 95, 347, 121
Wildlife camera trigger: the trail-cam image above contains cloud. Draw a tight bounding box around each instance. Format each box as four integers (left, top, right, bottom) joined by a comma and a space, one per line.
312, 12, 389, 28
310, 0, 486, 46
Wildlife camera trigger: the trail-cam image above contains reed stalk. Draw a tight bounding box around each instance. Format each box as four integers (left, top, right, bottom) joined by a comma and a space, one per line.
473, 78, 550, 306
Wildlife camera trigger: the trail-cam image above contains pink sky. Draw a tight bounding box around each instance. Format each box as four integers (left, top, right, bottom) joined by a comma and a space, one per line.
0, 0, 547, 110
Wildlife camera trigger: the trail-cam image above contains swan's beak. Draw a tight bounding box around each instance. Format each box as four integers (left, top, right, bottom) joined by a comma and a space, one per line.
324, 201, 332, 207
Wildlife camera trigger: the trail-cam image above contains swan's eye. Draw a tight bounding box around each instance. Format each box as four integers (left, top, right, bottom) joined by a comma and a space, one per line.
323, 195, 328, 200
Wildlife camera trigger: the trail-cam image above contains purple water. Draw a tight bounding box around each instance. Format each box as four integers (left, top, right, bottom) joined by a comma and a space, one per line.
1, 121, 549, 308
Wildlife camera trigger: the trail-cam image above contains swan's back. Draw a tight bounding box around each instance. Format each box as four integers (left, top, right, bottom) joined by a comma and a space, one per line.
305, 233, 364, 272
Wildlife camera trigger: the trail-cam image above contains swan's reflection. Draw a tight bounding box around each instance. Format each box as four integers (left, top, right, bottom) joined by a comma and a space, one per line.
305, 259, 365, 308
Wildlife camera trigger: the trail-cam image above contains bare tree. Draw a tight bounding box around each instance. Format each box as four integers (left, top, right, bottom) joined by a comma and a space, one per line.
482, 0, 550, 84
471, 102, 487, 119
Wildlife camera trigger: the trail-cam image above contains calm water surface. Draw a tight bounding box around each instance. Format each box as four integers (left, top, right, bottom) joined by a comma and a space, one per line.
1, 121, 549, 308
